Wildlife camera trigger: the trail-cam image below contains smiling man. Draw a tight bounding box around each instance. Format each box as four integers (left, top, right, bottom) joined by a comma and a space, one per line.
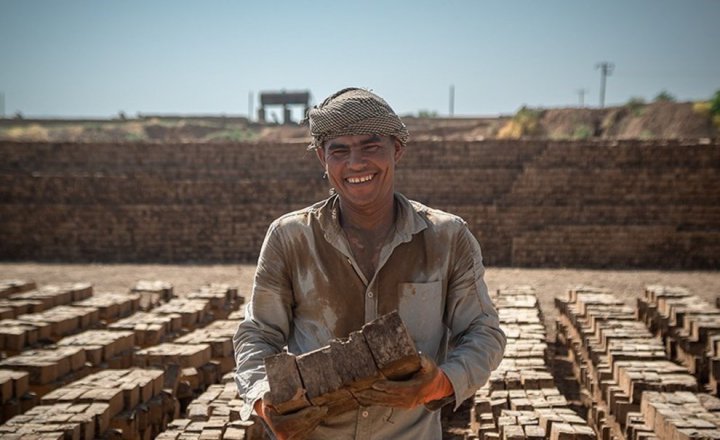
233, 88, 506, 439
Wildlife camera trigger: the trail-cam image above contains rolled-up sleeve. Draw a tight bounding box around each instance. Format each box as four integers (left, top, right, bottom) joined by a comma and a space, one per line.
233, 222, 294, 420
440, 226, 506, 410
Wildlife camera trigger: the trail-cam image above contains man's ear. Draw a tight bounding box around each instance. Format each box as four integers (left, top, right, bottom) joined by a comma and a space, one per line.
315, 146, 327, 169
393, 138, 405, 163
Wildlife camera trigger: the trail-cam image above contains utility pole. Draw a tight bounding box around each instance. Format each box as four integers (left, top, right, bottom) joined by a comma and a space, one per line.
576, 89, 587, 108
248, 91, 253, 122
596, 62, 614, 108
449, 85, 455, 117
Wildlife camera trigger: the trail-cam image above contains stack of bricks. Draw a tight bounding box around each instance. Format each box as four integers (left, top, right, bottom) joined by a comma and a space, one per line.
0, 368, 173, 440
70, 292, 141, 323
0, 370, 35, 423
264, 311, 421, 417
0, 279, 248, 438
0, 346, 89, 397
555, 285, 705, 439
0, 280, 37, 298
637, 285, 720, 391
152, 298, 212, 331
57, 330, 135, 369
157, 380, 265, 440
465, 286, 596, 440
625, 391, 720, 440
132, 280, 174, 311
173, 319, 242, 376
108, 311, 182, 347
0, 283, 94, 351
187, 283, 241, 320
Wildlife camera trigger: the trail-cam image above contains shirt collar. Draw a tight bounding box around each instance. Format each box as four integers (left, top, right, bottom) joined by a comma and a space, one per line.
315, 192, 428, 258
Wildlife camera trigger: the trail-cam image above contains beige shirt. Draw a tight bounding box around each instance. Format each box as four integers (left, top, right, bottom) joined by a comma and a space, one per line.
233, 193, 505, 439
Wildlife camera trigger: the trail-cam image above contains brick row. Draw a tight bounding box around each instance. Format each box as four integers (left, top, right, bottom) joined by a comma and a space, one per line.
638, 285, 720, 391
0, 282, 92, 320
0, 281, 242, 431
131, 280, 174, 311
555, 285, 714, 439
0, 368, 174, 440
464, 286, 596, 440
0, 370, 36, 424
158, 375, 265, 440
0, 280, 37, 298
173, 319, 243, 377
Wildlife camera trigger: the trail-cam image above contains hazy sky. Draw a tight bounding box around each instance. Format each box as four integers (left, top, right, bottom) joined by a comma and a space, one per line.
1, 0, 719, 118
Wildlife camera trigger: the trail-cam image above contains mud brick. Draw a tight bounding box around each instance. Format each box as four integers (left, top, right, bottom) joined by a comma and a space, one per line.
0, 319, 50, 350
0, 280, 37, 297
361, 311, 421, 379
153, 298, 210, 329
111, 409, 138, 439
136, 343, 211, 369
295, 345, 352, 407
181, 367, 201, 391
132, 280, 174, 311
524, 425, 546, 439
329, 330, 382, 390
73, 292, 140, 322
79, 388, 124, 418
502, 424, 525, 439
263, 352, 310, 415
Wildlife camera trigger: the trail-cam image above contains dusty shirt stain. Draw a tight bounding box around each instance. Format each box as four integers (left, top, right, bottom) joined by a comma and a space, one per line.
233, 192, 506, 439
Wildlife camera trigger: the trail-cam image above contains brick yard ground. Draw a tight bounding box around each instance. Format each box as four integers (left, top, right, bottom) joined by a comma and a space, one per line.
2, 262, 719, 340
2, 262, 720, 438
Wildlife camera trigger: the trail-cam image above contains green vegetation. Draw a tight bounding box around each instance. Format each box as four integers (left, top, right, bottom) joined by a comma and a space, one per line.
498, 106, 544, 139
571, 124, 593, 140
625, 97, 647, 116
653, 91, 676, 102
711, 90, 720, 127
203, 128, 256, 142
417, 110, 438, 118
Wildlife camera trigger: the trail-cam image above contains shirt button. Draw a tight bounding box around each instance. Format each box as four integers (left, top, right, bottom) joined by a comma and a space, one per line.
367, 291, 374, 298
362, 410, 369, 418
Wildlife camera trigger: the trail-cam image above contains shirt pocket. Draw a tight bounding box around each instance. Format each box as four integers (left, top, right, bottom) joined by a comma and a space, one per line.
397, 281, 444, 354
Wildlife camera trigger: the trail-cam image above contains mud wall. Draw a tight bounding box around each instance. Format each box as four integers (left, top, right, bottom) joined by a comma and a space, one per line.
1, 139, 718, 268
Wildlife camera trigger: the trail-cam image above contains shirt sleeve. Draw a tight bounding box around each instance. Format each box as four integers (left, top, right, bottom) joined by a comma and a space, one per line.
233, 221, 294, 420
439, 225, 506, 410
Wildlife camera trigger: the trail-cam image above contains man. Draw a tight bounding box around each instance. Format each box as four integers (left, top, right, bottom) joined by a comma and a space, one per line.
234, 88, 505, 439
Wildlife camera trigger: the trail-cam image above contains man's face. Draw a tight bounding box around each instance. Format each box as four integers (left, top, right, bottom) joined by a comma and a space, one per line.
316, 134, 404, 211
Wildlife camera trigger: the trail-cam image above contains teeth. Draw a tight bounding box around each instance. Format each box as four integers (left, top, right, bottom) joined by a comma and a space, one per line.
347, 174, 374, 184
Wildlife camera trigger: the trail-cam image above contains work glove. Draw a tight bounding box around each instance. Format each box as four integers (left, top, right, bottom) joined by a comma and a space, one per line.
255, 393, 328, 440
353, 354, 454, 409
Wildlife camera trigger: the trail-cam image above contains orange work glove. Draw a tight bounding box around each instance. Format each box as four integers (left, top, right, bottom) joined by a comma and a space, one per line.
255, 393, 328, 440
354, 354, 454, 409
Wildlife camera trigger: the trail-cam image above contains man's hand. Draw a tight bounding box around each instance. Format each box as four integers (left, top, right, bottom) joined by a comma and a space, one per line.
255, 394, 328, 440
353, 355, 454, 409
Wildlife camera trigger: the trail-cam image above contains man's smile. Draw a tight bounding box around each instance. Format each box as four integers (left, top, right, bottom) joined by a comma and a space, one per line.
346, 173, 375, 184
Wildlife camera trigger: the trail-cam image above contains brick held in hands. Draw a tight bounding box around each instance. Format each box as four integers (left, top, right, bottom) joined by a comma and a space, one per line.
329, 330, 382, 391
296, 346, 352, 407
264, 352, 310, 415
362, 310, 421, 379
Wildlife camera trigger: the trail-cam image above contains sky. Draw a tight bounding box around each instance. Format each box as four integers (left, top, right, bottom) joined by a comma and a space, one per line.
1, 0, 719, 119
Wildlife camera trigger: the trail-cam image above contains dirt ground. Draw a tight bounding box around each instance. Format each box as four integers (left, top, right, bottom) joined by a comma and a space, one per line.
2, 263, 719, 340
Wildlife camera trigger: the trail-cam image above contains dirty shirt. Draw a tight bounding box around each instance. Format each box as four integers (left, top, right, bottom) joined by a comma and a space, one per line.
233, 193, 506, 439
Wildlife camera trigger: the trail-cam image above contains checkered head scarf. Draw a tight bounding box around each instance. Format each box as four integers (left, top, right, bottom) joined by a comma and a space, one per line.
306, 88, 409, 150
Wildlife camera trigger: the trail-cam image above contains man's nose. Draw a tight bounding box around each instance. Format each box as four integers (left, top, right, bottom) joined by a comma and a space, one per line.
348, 149, 366, 167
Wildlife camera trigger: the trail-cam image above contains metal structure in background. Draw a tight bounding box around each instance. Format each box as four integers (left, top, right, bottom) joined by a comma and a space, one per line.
449, 85, 455, 117
596, 62, 614, 108
257, 90, 310, 124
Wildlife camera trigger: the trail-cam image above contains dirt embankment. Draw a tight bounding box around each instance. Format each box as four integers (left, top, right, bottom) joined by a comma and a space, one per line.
1, 102, 715, 143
